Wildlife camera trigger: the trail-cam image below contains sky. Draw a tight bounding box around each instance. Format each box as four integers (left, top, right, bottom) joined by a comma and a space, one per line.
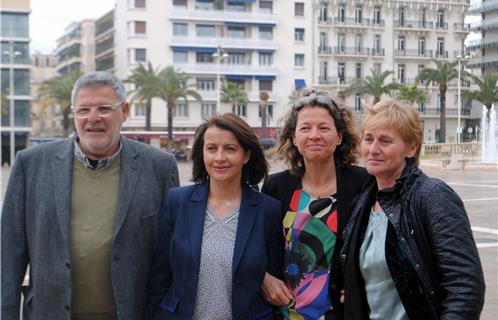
30, 0, 115, 54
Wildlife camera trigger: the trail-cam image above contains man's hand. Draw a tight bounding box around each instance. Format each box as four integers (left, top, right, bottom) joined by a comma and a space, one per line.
261, 272, 293, 307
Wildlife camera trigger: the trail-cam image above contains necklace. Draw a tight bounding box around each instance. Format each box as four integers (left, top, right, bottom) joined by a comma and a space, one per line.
303, 175, 336, 198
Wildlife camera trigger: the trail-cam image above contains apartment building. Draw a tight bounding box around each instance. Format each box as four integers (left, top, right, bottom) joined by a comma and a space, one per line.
313, 0, 473, 143
1, 0, 31, 165
30, 53, 63, 138
467, 0, 498, 73
55, 20, 95, 75
95, 9, 115, 73
114, 0, 315, 142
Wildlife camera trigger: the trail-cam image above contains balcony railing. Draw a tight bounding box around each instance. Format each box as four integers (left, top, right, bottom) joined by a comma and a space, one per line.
170, 8, 277, 25
371, 20, 385, 27
454, 23, 470, 33
394, 49, 433, 58
318, 76, 333, 84
469, 1, 498, 14
95, 20, 113, 37
370, 48, 385, 56
467, 36, 498, 49
419, 108, 471, 116
96, 38, 114, 56
318, 46, 332, 55
468, 54, 498, 67
435, 22, 448, 30
175, 63, 277, 75
434, 51, 449, 59
318, 17, 332, 25
170, 36, 277, 51
394, 20, 433, 29
333, 17, 371, 27
469, 17, 498, 32
333, 47, 370, 56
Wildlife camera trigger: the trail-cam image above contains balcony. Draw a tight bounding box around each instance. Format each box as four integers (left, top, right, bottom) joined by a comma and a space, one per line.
171, 36, 277, 51
95, 37, 114, 58
175, 62, 277, 76
333, 47, 370, 57
419, 108, 471, 117
333, 17, 371, 28
468, 54, 498, 68
467, 36, 498, 50
96, 56, 113, 72
469, 1, 498, 14
435, 22, 448, 31
170, 8, 277, 25
370, 48, 385, 57
318, 46, 332, 55
371, 20, 385, 28
394, 49, 433, 59
318, 17, 332, 25
394, 20, 433, 31
95, 12, 113, 38
454, 23, 470, 33
318, 76, 333, 84
469, 17, 498, 32
434, 51, 449, 59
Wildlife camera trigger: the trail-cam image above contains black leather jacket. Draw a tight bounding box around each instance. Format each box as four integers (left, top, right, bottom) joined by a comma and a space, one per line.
341, 159, 485, 320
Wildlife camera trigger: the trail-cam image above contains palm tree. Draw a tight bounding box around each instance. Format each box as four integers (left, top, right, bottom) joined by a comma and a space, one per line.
396, 85, 428, 105
416, 60, 459, 143
220, 82, 249, 114
346, 70, 399, 104
157, 66, 202, 150
463, 73, 498, 121
125, 62, 161, 142
38, 69, 81, 137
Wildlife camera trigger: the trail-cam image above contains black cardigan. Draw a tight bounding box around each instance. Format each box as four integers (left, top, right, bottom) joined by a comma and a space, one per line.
261, 165, 370, 320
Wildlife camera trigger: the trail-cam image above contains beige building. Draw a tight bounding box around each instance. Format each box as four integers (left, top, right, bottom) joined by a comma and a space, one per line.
55, 19, 95, 75
30, 53, 63, 138
95, 9, 115, 73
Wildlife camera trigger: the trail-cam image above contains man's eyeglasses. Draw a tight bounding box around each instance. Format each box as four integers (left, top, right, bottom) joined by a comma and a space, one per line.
293, 95, 337, 110
71, 102, 124, 119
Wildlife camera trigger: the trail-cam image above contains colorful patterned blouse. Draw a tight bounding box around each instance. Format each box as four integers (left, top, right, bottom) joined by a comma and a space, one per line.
280, 188, 338, 320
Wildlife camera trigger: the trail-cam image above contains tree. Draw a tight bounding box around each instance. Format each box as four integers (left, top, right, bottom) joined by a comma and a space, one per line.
259, 91, 269, 138
220, 82, 249, 114
346, 70, 399, 104
157, 66, 202, 150
396, 85, 428, 105
416, 60, 459, 143
463, 72, 498, 121
38, 69, 81, 137
125, 62, 162, 143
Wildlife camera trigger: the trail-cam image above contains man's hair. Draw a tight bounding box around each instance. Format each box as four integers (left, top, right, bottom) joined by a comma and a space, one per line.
71, 71, 126, 105
191, 113, 268, 185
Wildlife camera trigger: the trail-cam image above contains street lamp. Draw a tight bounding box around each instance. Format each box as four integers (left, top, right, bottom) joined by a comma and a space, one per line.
456, 54, 470, 144
212, 46, 228, 114
2, 41, 22, 165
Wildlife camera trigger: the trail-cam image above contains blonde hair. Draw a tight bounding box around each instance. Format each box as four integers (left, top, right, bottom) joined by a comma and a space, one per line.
361, 99, 423, 164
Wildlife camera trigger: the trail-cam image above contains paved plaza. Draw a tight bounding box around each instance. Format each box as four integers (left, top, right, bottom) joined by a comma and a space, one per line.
1, 159, 497, 318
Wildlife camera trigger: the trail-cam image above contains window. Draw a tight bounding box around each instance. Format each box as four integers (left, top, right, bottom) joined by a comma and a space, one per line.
355, 63, 362, 79
202, 103, 216, 117
437, 37, 445, 56
173, 51, 188, 63
373, 34, 381, 53
398, 36, 405, 51
195, 0, 215, 10
437, 9, 445, 28
259, 104, 273, 118
1, 42, 29, 64
319, 32, 327, 50
338, 5, 345, 23
259, 1, 273, 13
338, 62, 345, 83
173, 0, 187, 7
354, 94, 362, 112
227, 2, 245, 12
399, 7, 405, 26
1, 13, 29, 37
355, 5, 363, 23
420, 7, 427, 27
12, 69, 30, 95
294, 2, 304, 16
373, 6, 381, 25
294, 28, 304, 42
173, 102, 188, 117
173, 23, 188, 36
338, 33, 346, 52
134, 21, 146, 35
294, 54, 304, 67
355, 34, 363, 52
196, 24, 215, 37
418, 37, 426, 55
134, 103, 146, 116
232, 104, 247, 117
197, 79, 215, 90
128, 48, 146, 63
259, 52, 273, 66
227, 52, 247, 65
259, 27, 273, 40
259, 80, 273, 91
228, 26, 246, 39
196, 52, 214, 63
134, 0, 146, 8
418, 101, 425, 112
319, 3, 328, 22
397, 64, 405, 83
320, 61, 328, 81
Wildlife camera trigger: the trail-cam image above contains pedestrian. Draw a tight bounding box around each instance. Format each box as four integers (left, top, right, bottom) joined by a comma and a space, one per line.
1, 71, 179, 320
147, 113, 283, 319
261, 89, 369, 319
341, 99, 485, 319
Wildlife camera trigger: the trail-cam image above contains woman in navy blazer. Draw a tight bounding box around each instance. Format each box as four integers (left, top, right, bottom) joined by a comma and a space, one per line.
148, 113, 283, 320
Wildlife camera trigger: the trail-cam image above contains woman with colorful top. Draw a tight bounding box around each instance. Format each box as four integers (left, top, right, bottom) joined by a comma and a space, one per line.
147, 113, 283, 319
261, 89, 369, 319
341, 100, 485, 319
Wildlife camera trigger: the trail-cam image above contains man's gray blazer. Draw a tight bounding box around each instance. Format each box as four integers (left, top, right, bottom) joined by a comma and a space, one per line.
1, 137, 179, 320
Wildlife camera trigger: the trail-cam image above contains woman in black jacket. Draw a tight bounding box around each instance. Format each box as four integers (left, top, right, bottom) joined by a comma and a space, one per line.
261, 89, 369, 319
342, 99, 485, 320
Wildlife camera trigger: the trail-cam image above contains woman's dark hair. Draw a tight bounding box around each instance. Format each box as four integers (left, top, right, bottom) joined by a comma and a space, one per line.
191, 113, 268, 185
277, 88, 360, 176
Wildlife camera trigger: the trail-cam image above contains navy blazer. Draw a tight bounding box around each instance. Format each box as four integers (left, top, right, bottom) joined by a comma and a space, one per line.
147, 183, 283, 320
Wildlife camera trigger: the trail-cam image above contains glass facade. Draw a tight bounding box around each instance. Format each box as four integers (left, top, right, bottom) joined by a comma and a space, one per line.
1, 13, 29, 37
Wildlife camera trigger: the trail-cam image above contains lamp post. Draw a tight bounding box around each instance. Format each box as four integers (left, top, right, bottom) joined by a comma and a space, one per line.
212, 46, 228, 114
456, 54, 470, 143
2, 41, 22, 165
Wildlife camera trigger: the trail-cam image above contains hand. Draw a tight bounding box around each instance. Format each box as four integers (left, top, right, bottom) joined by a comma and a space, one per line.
261, 272, 293, 307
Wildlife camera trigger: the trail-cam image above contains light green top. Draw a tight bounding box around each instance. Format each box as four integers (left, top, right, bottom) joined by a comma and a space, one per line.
359, 208, 408, 320
70, 158, 120, 319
